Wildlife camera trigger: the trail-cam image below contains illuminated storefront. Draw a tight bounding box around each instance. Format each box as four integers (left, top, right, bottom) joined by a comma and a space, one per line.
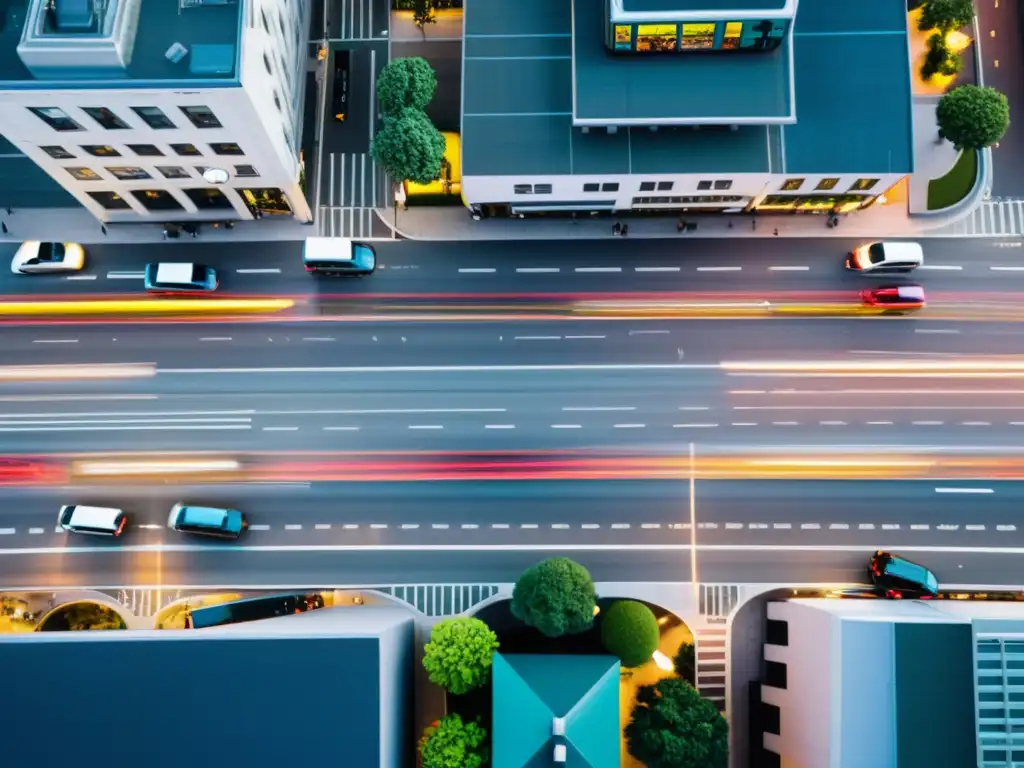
755, 194, 877, 213
606, 17, 787, 53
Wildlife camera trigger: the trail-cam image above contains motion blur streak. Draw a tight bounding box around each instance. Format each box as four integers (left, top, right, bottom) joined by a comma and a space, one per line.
73, 459, 241, 477
0, 363, 155, 381
723, 358, 1024, 377
0, 298, 295, 316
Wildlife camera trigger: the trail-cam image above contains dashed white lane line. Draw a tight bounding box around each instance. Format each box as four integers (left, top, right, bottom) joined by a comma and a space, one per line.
563, 406, 635, 411
867, 421, 893, 425
106, 271, 145, 279
565, 335, 606, 339
343, 523, 359, 530
314, 524, 332, 530
641, 523, 661, 529
859, 523, 875, 530
912, 420, 944, 426
492, 523, 509, 529
28, 527, 44, 534
402, 523, 420, 530
575, 267, 622, 273
769, 266, 811, 272
432, 523, 449, 530
990, 266, 1024, 271
915, 328, 960, 335
829, 523, 849, 530
749, 523, 768, 529
725, 522, 743, 530
137, 524, 163, 530
881, 524, 900, 530
0, 528, 15, 535
200, 337, 232, 342
408, 425, 443, 430
323, 426, 360, 431
935, 487, 994, 494
774, 523, 792, 530
552, 523, 570, 529
581, 523, 600, 529
772, 421, 799, 426
516, 267, 560, 273
614, 423, 646, 429
485, 424, 516, 429
611, 523, 630, 529
521, 523, 539, 529
32, 339, 78, 344
998, 525, 1017, 531
635, 266, 681, 272
515, 335, 561, 340
66, 275, 97, 281
673, 423, 719, 428
731, 422, 758, 427
458, 268, 496, 273
263, 426, 299, 432
937, 524, 959, 531
629, 329, 670, 335
248, 524, 271, 531
303, 337, 336, 342
820, 420, 847, 426
236, 268, 282, 274
966, 524, 986, 531
697, 266, 742, 272
918, 264, 963, 271
551, 424, 582, 429
461, 523, 479, 530
962, 421, 991, 426
284, 524, 302, 531
800, 523, 820, 530
679, 406, 710, 411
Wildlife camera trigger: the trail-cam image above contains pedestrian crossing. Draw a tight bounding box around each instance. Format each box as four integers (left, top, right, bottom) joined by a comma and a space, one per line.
317, 206, 380, 238
316, 150, 390, 238
329, 0, 388, 40
934, 199, 1024, 237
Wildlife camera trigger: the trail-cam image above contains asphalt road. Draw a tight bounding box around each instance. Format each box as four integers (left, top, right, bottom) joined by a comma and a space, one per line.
1, 237, 1024, 296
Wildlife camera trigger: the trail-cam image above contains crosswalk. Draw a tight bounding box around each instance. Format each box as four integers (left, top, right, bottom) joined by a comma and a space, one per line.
316, 150, 390, 238
934, 199, 1024, 237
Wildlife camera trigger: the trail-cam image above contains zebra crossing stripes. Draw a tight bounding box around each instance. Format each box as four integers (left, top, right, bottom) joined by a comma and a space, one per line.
317, 205, 380, 238
934, 200, 1024, 237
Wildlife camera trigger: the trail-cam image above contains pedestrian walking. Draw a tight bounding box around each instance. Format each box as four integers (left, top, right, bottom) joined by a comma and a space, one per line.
101, 224, 107, 236
612, 222, 621, 236
677, 218, 686, 233
773, 227, 779, 236
621, 224, 629, 237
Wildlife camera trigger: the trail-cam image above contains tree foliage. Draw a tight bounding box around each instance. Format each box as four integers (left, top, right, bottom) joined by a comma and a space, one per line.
600, 600, 660, 667
411, 0, 437, 38
376, 56, 437, 117
625, 678, 729, 768
673, 641, 696, 684
59, 603, 126, 631
921, 32, 962, 80
937, 84, 1010, 150
510, 557, 597, 638
419, 714, 488, 768
918, 0, 976, 32
371, 107, 446, 184
423, 617, 499, 694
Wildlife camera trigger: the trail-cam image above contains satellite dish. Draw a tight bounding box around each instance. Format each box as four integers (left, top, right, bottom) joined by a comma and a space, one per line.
202, 167, 229, 184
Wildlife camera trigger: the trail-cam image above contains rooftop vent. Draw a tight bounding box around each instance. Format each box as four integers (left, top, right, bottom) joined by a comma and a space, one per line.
53, 0, 96, 31
552, 717, 565, 736
553, 744, 567, 763
165, 43, 189, 64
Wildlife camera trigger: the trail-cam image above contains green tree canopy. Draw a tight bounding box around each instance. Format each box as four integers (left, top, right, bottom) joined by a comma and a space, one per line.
376, 56, 437, 117
937, 84, 1010, 150
419, 714, 488, 768
371, 108, 446, 185
510, 557, 597, 638
673, 641, 696, 684
625, 678, 729, 768
422, 616, 499, 694
918, 0, 975, 32
600, 600, 660, 667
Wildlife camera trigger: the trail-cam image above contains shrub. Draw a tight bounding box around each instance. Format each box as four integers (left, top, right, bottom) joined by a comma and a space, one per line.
625, 678, 729, 768
600, 600, 660, 667
673, 641, 696, 684
419, 714, 488, 768
919, 0, 976, 33
510, 557, 597, 638
422, 617, 499, 694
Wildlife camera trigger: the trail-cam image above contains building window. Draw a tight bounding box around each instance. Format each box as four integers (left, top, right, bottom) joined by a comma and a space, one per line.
633, 195, 745, 205
86, 191, 131, 210
601, 182, 619, 192
639, 181, 656, 192
274, 92, 282, 112
156, 166, 191, 179
697, 180, 712, 190
261, 9, 270, 32
781, 178, 804, 191
179, 106, 223, 129
681, 22, 716, 49
583, 183, 599, 192
657, 181, 674, 191
234, 165, 260, 177
131, 189, 184, 211
40, 145, 74, 159
28, 107, 82, 132
815, 178, 839, 191
263, 53, 273, 75
210, 143, 244, 156
766, 619, 788, 646
762, 703, 781, 736
81, 107, 130, 130
851, 178, 880, 191
171, 143, 202, 157
534, 184, 553, 194
636, 24, 678, 53
240, 188, 292, 216
764, 660, 787, 689
131, 106, 175, 130
513, 184, 533, 194
81, 145, 120, 157
106, 166, 152, 180
184, 188, 235, 210
66, 167, 101, 181
127, 144, 163, 157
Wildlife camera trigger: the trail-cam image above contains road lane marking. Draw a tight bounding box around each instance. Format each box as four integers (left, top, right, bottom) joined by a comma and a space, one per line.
962, 421, 991, 426
303, 337, 335, 342
913, 421, 944, 425
106, 272, 144, 279
800, 523, 820, 530
284, 524, 302, 530
614, 423, 646, 429
998, 525, 1017, 531
629, 329, 670, 335
236, 268, 282, 274
485, 424, 515, 429
935, 487, 994, 494
0, 529, 14, 535
990, 266, 1024, 271
731, 422, 757, 426
432, 523, 449, 530
521, 523, 539, 529
262, 426, 299, 431
402, 524, 420, 530
725, 523, 743, 530
635, 267, 680, 272
772, 421, 799, 426
917, 264, 962, 270
820, 421, 847, 426
774, 523, 792, 530
859, 523, 875, 530
966, 524, 986, 531
314, 524, 331, 530
343, 524, 359, 530
679, 406, 710, 411
200, 337, 232, 342
563, 406, 635, 411
458, 268, 496, 273
641, 523, 661, 529
461, 523, 478, 529
552, 523, 570, 529
32, 339, 78, 344
914, 328, 960, 334
829, 524, 849, 530
769, 266, 810, 271
581, 523, 600, 529
611, 523, 630, 529
551, 424, 582, 429
697, 266, 741, 272
673, 423, 718, 428
516, 267, 560, 273
408, 425, 443, 430
163, 364, 721, 374
937, 524, 959, 531
575, 267, 621, 273
0, 416, 252, 424
564, 335, 606, 339
370, 523, 388, 529
911, 524, 930, 531
0, 424, 251, 432
323, 426, 360, 431
28, 528, 44, 534
867, 421, 893, 425
749, 523, 768, 529
492, 523, 509, 529
249, 524, 271, 531
66, 275, 97, 281
881, 524, 899, 530
515, 336, 560, 340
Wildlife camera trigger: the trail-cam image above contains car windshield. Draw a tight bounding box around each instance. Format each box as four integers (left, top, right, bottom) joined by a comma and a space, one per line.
868, 243, 886, 264
37, 242, 65, 262
353, 244, 375, 269
190, 265, 206, 283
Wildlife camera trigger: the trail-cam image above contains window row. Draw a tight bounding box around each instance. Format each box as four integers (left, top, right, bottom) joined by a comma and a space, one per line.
513, 184, 553, 195
632, 195, 744, 205
40, 143, 246, 160
64, 164, 260, 182
780, 177, 879, 192
87, 187, 292, 214
29, 105, 222, 132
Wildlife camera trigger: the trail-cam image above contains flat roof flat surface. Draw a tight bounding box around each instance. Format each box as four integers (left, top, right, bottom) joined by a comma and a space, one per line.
622, 0, 789, 12
574, 0, 791, 122
156, 263, 195, 284
1, 633, 382, 768
0, 0, 240, 85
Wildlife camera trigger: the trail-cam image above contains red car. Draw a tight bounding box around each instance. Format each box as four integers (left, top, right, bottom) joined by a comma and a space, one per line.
860, 284, 925, 312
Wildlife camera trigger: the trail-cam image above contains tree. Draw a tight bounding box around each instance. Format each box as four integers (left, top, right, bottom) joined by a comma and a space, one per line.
62, 603, 126, 631
422, 616, 499, 694
600, 600, 660, 667
371, 108, 446, 185
625, 678, 729, 768
411, 0, 437, 40
510, 557, 597, 638
419, 714, 488, 768
673, 641, 696, 684
918, 0, 975, 32
937, 84, 1010, 150
376, 57, 437, 118
921, 32, 962, 80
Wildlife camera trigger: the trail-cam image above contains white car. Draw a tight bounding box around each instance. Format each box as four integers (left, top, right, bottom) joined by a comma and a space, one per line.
11, 241, 86, 274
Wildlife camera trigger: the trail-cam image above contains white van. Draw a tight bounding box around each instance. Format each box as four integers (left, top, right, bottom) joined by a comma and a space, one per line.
303, 237, 376, 276
846, 241, 923, 274
58, 505, 128, 537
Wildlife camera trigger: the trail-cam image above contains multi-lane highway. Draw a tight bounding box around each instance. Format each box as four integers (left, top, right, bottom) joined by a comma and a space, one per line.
0, 236, 1022, 591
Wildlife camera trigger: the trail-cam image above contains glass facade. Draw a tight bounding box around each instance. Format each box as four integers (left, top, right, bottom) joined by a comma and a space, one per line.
607, 18, 788, 54
756, 193, 875, 213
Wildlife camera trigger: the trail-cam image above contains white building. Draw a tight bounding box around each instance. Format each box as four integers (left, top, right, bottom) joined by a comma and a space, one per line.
758, 598, 1024, 768
0, 0, 312, 224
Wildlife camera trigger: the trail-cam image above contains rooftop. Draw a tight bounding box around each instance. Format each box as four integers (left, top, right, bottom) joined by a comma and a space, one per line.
574, 0, 793, 124
0, 0, 242, 88
462, 0, 913, 177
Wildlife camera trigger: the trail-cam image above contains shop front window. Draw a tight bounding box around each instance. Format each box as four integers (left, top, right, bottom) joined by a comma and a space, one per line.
184, 188, 234, 210
636, 24, 677, 53
721, 21, 742, 49
681, 23, 715, 50
739, 20, 787, 51
614, 25, 632, 51
131, 190, 185, 212
757, 193, 872, 212
240, 188, 292, 216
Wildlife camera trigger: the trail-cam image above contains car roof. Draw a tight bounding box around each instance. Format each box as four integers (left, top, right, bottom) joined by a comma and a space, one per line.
64, 505, 123, 527
179, 505, 229, 526
896, 285, 925, 300
876, 242, 924, 264
155, 263, 197, 284
304, 237, 354, 263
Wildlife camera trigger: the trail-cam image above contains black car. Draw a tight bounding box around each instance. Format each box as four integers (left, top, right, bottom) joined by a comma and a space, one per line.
869, 550, 939, 598
332, 50, 350, 122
